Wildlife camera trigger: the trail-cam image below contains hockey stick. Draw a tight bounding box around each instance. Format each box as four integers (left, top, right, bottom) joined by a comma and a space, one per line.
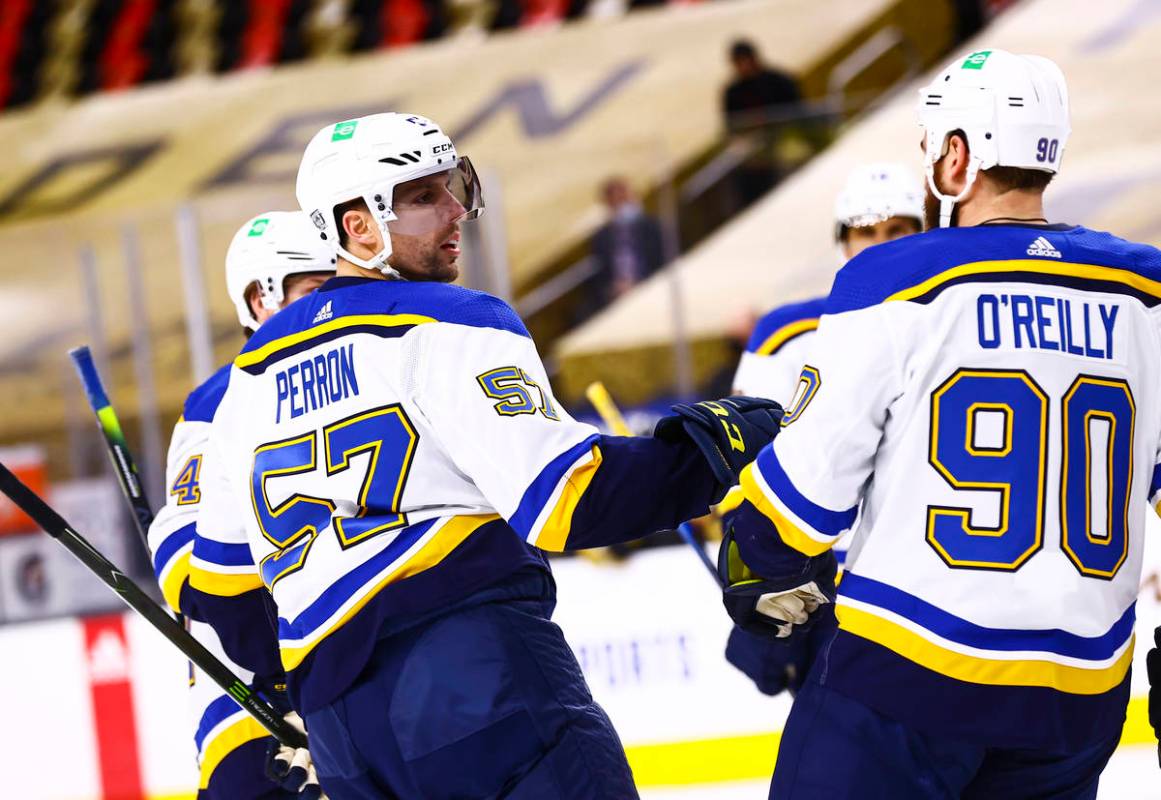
69, 345, 189, 632
0, 462, 308, 749
69, 346, 155, 546
584, 382, 724, 586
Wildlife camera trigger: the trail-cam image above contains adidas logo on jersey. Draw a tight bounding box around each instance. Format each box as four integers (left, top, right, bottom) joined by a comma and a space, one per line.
312, 301, 333, 324
1026, 236, 1061, 259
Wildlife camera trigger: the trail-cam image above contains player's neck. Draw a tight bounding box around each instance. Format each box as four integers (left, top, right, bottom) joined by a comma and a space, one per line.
958, 189, 1046, 228
336, 260, 386, 280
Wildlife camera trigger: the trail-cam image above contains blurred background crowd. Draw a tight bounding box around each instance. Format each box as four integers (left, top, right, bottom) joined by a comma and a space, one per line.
0, 0, 1067, 623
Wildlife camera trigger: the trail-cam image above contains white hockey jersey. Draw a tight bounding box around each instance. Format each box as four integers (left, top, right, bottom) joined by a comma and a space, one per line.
733, 297, 826, 404
147, 365, 270, 791
189, 276, 716, 713
740, 223, 1161, 750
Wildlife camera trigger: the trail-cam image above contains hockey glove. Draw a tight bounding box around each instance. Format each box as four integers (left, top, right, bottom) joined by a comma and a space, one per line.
717, 523, 836, 639
1148, 626, 1161, 768
256, 678, 326, 799
725, 603, 838, 696
654, 396, 783, 501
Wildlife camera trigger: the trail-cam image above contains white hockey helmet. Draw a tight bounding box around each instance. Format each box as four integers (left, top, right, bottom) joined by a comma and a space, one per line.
225, 211, 337, 331
295, 113, 483, 279
916, 48, 1070, 227
833, 162, 924, 241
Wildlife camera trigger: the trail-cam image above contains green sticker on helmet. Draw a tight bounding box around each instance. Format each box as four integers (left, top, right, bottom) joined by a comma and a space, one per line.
962, 50, 992, 70
247, 217, 269, 237
331, 120, 359, 141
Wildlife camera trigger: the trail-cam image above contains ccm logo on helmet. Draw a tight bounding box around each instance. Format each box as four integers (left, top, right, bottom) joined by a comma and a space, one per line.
432, 143, 454, 155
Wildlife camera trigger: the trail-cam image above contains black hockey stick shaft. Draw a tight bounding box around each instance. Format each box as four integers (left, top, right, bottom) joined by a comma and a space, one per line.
0, 463, 308, 749
69, 346, 156, 546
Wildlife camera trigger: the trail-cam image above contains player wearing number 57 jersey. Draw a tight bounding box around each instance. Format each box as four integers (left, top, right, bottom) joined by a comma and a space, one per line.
186, 113, 770, 799
147, 212, 334, 798
728, 50, 1161, 798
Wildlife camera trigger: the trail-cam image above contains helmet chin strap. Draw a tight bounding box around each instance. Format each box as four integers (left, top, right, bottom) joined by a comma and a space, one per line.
924, 156, 981, 228
336, 237, 403, 280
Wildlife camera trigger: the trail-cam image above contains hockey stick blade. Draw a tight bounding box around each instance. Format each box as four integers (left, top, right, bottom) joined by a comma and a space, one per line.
0, 462, 307, 749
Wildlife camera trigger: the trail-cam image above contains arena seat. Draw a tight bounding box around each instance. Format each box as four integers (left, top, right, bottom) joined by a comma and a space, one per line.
0, 0, 950, 470
553, 0, 1161, 405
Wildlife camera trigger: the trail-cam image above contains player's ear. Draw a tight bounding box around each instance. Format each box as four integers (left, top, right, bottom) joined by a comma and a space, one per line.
941, 132, 971, 193
244, 282, 273, 326
342, 207, 379, 249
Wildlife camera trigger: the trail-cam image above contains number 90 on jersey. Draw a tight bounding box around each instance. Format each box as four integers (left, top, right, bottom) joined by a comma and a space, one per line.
927, 368, 1134, 579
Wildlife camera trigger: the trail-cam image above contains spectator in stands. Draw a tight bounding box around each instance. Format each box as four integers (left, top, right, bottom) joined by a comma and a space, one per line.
583, 177, 665, 316
722, 39, 803, 206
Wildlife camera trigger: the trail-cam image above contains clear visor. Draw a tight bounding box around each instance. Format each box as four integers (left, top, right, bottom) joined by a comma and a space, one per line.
386, 157, 484, 237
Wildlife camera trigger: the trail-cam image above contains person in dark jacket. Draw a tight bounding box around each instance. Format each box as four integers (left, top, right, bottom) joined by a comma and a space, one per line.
586, 177, 664, 312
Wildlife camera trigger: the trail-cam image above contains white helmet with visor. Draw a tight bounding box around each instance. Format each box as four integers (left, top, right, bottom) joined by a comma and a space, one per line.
917, 48, 1070, 228
295, 113, 483, 279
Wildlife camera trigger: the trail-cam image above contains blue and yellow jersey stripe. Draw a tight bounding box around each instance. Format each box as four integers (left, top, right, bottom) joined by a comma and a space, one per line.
236, 313, 435, 376
835, 573, 1136, 694
189, 538, 264, 598
152, 522, 195, 613
277, 513, 498, 671
886, 258, 1161, 308
194, 694, 269, 790
509, 434, 602, 551
753, 317, 820, 356
829, 225, 1161, 315
740, 446, 857, 556
745, 297, 827, 356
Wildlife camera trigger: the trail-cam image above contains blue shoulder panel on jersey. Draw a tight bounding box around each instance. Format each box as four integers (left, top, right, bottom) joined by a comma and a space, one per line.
182, 363, 234, 423
746, 297, 828, 355
237, 277, 530, 375
827, 224, 1161, 315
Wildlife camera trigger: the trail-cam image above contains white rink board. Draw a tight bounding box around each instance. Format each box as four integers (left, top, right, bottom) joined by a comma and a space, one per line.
4, 521, 1161, 799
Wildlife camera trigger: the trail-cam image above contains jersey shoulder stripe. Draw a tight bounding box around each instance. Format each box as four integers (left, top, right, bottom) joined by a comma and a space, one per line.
827, 224, 1161, 315
746, 297, 827, 355
235, 277, 530, 375
183, 363, 234, 423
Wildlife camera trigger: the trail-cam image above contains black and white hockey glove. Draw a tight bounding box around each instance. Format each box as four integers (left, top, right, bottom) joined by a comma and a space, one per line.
265, 711, 325, 799
717, 524, 836, 639
256, 679, 326, 799
1148, 626, 1161, 768
654, 396, 783, 500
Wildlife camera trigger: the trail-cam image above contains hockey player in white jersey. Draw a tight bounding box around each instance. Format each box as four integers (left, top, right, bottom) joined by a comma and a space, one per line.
733, 162, 923, 402
148, 211, 334, 799
187, 112, 782, 799
726, 163, 923, 697
720, 48, 1161, 797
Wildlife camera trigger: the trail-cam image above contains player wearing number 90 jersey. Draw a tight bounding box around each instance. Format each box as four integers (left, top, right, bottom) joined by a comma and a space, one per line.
148, 211, 334, 799
730, 50, 1161, 797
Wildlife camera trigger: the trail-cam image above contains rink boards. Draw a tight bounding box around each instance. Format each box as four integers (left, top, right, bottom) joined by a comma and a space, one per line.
4, 531, 1160, 799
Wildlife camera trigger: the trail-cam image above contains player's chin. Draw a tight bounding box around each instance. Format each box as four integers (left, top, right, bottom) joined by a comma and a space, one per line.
433, 253, 460, 283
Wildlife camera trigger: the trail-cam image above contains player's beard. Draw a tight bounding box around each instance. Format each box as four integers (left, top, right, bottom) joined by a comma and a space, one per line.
387, 225, 460, 283
923, 175, 960, 230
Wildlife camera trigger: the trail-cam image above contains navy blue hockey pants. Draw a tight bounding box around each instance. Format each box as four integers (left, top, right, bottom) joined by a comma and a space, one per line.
770, 676, 1121, 799
304, 597, 639, 799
